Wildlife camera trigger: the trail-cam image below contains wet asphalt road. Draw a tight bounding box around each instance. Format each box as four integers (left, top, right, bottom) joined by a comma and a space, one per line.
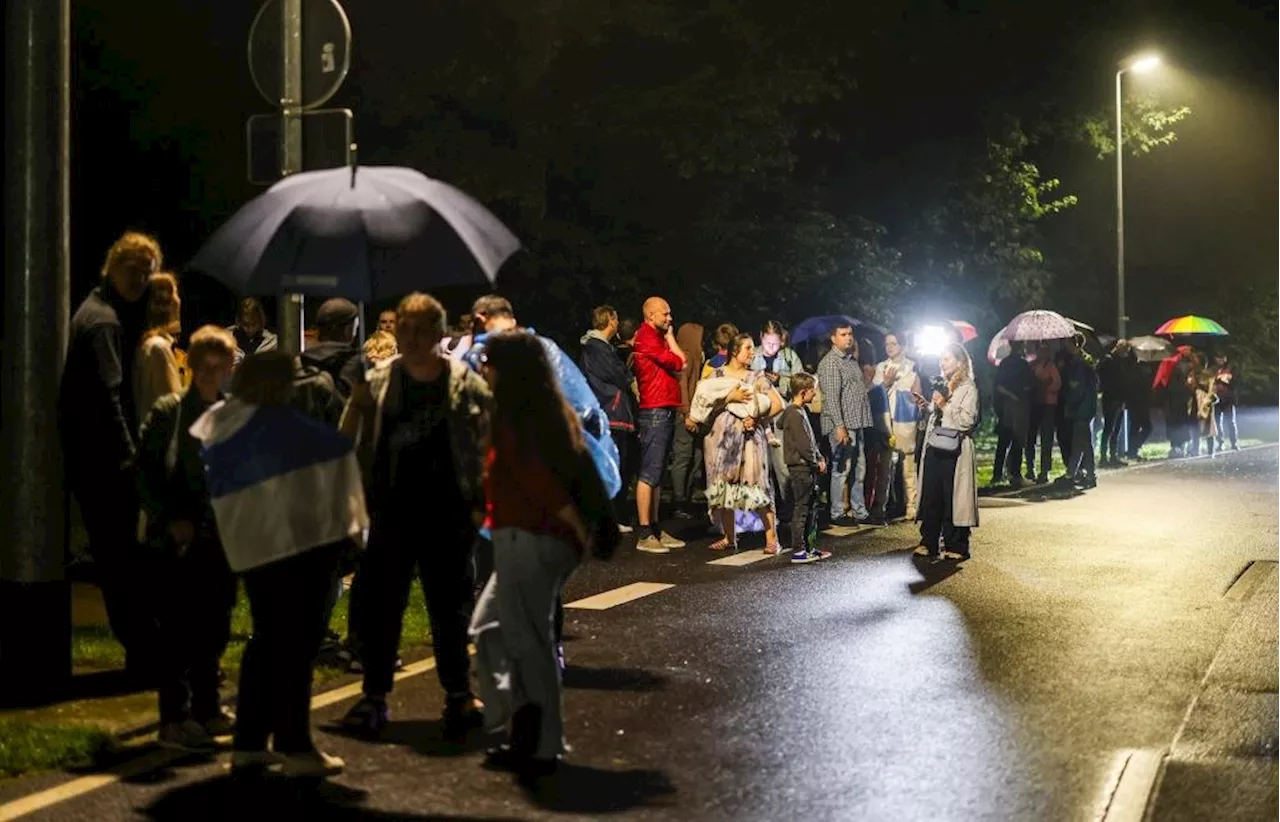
7, 446, 1278, 821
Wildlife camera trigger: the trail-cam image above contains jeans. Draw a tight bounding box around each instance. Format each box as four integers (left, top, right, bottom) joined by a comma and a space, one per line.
827, 429, 869, 519
669, 419, 703, 506
1068, 418, 1096, 479
157, 538, 236, 724
919, 447, 969, 556
469, 528, 579, 760
1100, 400, 1125, 462
358, 518, 477, 700
234, 541, 342, 754
636, 408, 678, 488
1025, 404, 1057, 478
787, 466, 818, 553
1216, 405, 1238, 448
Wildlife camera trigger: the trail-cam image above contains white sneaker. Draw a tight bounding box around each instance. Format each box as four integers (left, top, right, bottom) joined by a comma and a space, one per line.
658, 531, 686, 549
228, 749, 284, 774
279, 749, 345, 778
617, 523, 634, 534
157, 720, 216, 754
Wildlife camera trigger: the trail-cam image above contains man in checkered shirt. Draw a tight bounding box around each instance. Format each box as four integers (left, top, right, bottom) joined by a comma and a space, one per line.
816, 322, 873, 525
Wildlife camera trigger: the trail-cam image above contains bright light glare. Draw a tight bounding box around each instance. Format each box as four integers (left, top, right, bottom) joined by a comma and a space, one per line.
915, 325, 951, 358
1130, 55, 1161, 73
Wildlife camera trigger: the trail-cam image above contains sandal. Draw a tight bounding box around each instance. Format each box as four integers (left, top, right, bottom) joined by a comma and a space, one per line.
763, 543, 783, 555
709, 538, 736, 551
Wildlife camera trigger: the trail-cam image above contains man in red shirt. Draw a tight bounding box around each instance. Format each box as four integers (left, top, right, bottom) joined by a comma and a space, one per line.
630, 297, 689, 553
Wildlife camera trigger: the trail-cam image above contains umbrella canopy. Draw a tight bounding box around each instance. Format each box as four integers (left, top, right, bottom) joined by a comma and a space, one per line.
949, 320, 978, 343
1127, 335, 1175, 363
1003, 309, 1076, 342
789, 315, 870, 347
188, 166, 521, 302
1155, 315, 1229, 336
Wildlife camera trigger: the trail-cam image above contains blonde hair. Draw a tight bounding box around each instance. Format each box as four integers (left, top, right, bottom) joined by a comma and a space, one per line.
187, 325, 237, 372
143, 272, 181, 340
101, 231, 162, 279
363, 329, 398, 362
942, 342, 973, 394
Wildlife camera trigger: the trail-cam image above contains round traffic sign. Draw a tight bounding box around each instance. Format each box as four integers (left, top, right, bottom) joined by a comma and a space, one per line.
248, 0, 352, 110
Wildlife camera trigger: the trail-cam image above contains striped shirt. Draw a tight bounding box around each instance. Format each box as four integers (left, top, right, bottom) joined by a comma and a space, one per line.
816, 349, 873, 435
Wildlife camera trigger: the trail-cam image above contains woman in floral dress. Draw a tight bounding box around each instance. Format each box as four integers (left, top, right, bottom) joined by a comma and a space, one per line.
704, 334, 785, 553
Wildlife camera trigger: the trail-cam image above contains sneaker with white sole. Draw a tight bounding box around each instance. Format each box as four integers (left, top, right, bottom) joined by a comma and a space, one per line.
279, 749, 345, 778
658, 531, 686, 549
201, 709, 236, 738
618, 524, 634, 534
157, 719, 217, 754
636, 535, 670, 554
791, 549, 819, 564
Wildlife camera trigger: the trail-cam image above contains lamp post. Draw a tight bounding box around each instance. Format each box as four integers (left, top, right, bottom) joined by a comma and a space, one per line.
1115, 53, 1161, 341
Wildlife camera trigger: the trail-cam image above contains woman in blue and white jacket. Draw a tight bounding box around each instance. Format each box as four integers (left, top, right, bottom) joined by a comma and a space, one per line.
871, 332, 923, 520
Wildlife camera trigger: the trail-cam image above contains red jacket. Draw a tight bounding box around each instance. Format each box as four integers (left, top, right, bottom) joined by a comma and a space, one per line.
631, 322, 684, 409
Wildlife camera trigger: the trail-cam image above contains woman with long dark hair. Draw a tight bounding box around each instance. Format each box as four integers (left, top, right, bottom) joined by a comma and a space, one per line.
469, 332, 598, 779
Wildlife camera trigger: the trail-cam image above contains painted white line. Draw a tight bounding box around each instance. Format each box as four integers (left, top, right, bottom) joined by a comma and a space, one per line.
0, 656, 446, 820
707, 550, 778, 567
1223, 560, 1275, 601
564, 582, 673, 610
1096, 748, 1165, 822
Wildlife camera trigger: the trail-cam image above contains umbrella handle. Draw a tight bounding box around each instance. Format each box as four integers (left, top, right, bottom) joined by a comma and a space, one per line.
349, 142, 359, 188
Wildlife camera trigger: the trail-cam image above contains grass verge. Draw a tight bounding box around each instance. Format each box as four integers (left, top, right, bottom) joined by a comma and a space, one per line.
2, 583, 432, 777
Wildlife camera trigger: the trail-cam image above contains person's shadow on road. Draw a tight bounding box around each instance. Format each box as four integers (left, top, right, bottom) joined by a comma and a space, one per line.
323, 717, 500, 758
520, 761, 677, 814
136, 774, 523, 821
562, 665, 668, 692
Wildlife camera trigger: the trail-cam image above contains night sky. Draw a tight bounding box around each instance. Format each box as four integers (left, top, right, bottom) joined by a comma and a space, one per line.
68, 0, 1277, 392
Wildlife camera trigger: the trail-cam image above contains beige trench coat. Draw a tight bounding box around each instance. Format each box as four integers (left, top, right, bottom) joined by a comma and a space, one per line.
914, 378, 980, 527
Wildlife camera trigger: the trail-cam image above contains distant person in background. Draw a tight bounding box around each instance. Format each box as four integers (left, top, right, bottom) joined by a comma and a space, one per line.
580, 305, 638, 532
1154, 345, 1197, 458
992, 341, 1033, 488
751, 320, 804, 400
872, 332, 923, 520
701, 323, 740, 379
1061, 338, 1098, 487
363, 330, 398, 365
229, 298, 278, 358
134, 271, 188, 427
378, 309, 397, 335
59, 230, 163, 677
671, 321, 707, 519
1097, 340, 1133, 467
1025, 344, 1061, 483
1125, 359, 1155, 461
1212, 354, 1239, 451
300, 298, 363, 399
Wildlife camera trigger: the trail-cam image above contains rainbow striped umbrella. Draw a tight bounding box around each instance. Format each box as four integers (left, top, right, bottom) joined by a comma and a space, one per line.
1154, 315, 1229, 336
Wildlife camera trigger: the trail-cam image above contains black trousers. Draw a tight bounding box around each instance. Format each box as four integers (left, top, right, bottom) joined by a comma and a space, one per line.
1025, 404, 1056, 478
1127, 404, 1152, 457
358, 518, 476, 700
157, 537, 236, 724
918, 447, 970, 556
610, 429, 638, 525
1100, 400, 1125, 461
787, 466, 818, 553
993, 412, 1026, 481
669, 420, 704, 507
72, 468, 160, 667
1055, 404, 1073, 471
234, 541, 342, 754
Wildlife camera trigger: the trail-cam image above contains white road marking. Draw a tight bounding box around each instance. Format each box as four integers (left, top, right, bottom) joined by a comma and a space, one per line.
1096, 748, 1166, 822
707, 550, 779, 567
564, 582, 673, 610
1223, 560, 1276, 601
0, 657, 447, 820
822, 524, 872, 537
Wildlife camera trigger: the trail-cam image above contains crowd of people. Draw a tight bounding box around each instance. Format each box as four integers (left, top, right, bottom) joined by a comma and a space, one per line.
57, 229, 1237, 787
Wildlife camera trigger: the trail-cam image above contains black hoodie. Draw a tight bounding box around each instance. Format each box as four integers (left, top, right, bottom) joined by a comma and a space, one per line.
300, 340, 364, 400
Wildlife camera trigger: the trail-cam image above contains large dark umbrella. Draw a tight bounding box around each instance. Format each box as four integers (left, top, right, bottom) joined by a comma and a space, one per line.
789, 314, 882, 347
188, 166, 521, 302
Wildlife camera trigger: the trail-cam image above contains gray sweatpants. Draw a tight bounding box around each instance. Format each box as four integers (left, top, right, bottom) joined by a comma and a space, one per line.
468, 527, 580, 760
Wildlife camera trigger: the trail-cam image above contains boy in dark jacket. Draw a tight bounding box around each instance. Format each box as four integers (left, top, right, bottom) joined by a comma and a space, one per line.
135, 326, 239, 752
779, 373, 830, 564
1061, 341, 1099, 487
580, 305, 637, 529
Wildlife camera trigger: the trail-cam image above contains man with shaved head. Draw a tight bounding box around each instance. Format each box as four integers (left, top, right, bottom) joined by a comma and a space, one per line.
630, 297, 688, 553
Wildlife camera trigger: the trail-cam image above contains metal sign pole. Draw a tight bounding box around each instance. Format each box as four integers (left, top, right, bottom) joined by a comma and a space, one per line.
278, 0, 305, 353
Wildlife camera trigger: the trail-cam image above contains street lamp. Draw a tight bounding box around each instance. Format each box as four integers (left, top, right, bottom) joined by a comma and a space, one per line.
1115, 53, 1162, 340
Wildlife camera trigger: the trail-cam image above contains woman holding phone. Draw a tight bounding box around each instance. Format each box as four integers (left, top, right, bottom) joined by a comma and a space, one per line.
911, 342, 979, 561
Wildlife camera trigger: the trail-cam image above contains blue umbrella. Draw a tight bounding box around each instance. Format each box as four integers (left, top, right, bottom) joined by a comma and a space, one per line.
188, 166, 521, 302
789, 315, 873, 346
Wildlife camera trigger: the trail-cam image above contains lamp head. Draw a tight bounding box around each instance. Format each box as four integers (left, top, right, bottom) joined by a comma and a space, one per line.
1130, 54, 1161, 73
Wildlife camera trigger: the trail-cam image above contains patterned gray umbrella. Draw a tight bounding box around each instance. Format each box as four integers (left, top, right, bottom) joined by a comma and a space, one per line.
1127, 335, 1175, 363
1003, 309, 1076, 342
